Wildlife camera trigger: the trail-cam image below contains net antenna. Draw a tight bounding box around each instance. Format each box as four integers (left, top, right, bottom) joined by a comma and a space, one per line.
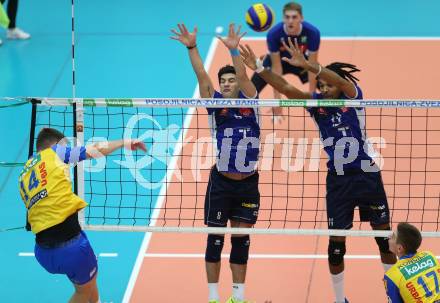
70, 0, 86, 227
71, 0, 76, 99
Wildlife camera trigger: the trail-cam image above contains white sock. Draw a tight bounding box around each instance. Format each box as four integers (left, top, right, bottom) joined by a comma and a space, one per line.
383, 263, 393, 272
232, 283, 245, 301
208, 283, 219, 301
331, 272, 345, 303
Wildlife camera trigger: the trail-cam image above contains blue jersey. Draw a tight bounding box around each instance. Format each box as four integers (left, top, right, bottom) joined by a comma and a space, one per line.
207, 91, 260, 173
308, 86, 374, 173
267, 21, 320, 59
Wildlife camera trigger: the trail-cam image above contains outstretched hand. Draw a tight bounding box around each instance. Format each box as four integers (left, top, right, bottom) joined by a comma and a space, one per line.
170, 23, 197, 48
217, 23, 246, 50
281, 37, 308, 68
239, 44, 259, 71
125, 139, 147, 152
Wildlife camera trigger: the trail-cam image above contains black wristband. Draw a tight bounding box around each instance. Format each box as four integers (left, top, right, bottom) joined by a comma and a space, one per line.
187, 44, 197, 49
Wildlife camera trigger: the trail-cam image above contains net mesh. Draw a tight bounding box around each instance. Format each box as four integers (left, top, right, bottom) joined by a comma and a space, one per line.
30, 99, 440, 234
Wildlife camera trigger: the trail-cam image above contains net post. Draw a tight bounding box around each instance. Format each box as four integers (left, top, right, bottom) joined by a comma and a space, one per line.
73, 101, 86, 227
27, 98, 39, 159
25, 98, 40, 231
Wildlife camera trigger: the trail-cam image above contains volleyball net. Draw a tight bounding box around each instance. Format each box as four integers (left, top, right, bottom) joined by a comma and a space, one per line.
25, 97, 440, 237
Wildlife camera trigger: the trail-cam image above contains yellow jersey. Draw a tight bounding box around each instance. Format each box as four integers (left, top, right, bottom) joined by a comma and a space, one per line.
18, 146, 87, 234
384, 251, 440, 303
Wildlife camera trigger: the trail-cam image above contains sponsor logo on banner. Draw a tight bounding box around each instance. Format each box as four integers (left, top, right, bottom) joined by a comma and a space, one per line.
105, 99, 133, 107
318, 100, 346, 107
280, 100, 307, 107
144, 99, 259, 107
83, 99, 96, 106
359, 100, 440, 108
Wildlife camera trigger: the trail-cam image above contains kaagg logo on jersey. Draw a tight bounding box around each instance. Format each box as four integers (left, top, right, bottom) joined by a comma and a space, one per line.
400, 255, 436, 279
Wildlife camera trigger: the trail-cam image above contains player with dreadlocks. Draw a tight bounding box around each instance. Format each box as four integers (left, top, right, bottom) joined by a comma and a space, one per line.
239, 38, 396, 303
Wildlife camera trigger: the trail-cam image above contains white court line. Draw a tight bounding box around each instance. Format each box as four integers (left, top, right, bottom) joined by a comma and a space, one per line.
18, 252, 118, 257
18, 252, 35, 257
99, 253, 118, 258
144, 253, 440, 260
243, 36, 440, 41
121, 37, 220, 303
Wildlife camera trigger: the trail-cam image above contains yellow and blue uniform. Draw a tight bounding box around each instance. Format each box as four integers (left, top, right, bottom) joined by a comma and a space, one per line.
19, 145, 87, 233
18, 144, 97, 285
384, 251, 440, 303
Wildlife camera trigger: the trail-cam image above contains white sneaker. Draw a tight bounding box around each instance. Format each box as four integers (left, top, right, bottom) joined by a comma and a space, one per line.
7, 28, 31, 40
0, 38, 3, 46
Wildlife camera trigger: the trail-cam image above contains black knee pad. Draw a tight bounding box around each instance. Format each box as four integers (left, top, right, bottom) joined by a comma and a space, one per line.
230, 235, 250, 265
328, 240, 346, 266
205, 234, 224, 263
375, 236, 391, 253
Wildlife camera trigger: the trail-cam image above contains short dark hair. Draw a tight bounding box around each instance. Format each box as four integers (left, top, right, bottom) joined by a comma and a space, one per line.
396, 222, 422, 255
283, 2, 303, 15
217, 65, 236, 84
36, 128, 65, 151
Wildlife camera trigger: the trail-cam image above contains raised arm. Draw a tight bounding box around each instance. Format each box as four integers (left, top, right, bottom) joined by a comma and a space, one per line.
86, 139, 146, 159
270, 52, 283, 99
170, 24, 214, 98
52, 139, 146, 164
307, 51, 318, 93
217, 23, 257, 98
281, 37, 357, 98
239, 44, 311, 99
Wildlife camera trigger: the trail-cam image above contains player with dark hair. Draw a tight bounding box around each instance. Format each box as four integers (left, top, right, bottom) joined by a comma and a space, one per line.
171, 23, 260, 303
240, 39, 396, 303
19, 127, 146, 303
385, 222, 440, 302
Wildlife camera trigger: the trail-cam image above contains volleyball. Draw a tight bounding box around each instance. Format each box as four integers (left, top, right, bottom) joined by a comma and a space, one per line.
245, 3, 274, 32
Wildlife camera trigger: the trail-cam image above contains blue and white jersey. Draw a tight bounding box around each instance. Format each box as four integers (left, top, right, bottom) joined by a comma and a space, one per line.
307, 86, 375, 173
267, 21, 320, 59
207, 91, 260, 173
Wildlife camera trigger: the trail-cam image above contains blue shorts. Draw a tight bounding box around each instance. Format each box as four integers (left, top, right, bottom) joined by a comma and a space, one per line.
34, 231, 98, 285
326, 171, 390, 229
204, 166, 260, 226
